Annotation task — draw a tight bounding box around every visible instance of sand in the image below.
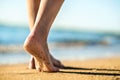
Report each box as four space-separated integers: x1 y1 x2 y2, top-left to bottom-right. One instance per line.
0 57 120 80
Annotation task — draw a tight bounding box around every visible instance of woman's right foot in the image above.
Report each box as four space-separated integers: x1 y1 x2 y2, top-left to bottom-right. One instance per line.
50 55 64 68
24 34 59 72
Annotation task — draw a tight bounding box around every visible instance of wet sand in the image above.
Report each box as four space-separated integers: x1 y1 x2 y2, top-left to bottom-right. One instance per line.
0 57 120 80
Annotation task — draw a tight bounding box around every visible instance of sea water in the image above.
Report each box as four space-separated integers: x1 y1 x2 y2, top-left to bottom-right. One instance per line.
0 25 120 64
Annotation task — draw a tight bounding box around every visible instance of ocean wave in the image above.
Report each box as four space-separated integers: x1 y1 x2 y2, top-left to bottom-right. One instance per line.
0 26 120 45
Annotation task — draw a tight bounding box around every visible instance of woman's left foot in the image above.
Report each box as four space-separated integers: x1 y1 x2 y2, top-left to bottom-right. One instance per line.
28 57 36 69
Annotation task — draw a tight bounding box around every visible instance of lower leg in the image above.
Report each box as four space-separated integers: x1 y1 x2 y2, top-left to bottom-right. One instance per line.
27 0 40 69
24 0 64 72
27 0 64 69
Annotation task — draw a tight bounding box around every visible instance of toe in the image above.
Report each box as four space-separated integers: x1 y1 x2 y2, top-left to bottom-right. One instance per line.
54 60 64 68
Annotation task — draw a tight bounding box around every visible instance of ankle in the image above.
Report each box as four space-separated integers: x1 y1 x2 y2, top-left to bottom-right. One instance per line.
23 34 47 52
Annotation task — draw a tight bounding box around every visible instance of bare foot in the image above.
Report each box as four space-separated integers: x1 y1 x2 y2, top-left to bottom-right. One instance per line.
46 43 64 68
28 56 36 69
28 55 64 69
24 34 59 72
28 42 64 69
50 55 64 68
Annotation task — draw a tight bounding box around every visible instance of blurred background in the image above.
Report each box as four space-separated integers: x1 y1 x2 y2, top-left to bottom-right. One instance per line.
0 0 120 64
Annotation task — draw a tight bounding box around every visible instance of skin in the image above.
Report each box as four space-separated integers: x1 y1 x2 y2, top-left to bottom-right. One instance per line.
26 0 64 69
24 0 64 72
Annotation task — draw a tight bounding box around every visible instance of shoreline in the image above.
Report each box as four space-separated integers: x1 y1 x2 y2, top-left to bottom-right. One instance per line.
0 57 120 80
0 44 120 65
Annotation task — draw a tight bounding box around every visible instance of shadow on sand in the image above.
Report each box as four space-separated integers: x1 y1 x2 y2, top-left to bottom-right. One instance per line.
59 66 120 76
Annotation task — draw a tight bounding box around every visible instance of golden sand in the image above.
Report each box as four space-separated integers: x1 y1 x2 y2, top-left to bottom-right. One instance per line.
0 57 120 80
